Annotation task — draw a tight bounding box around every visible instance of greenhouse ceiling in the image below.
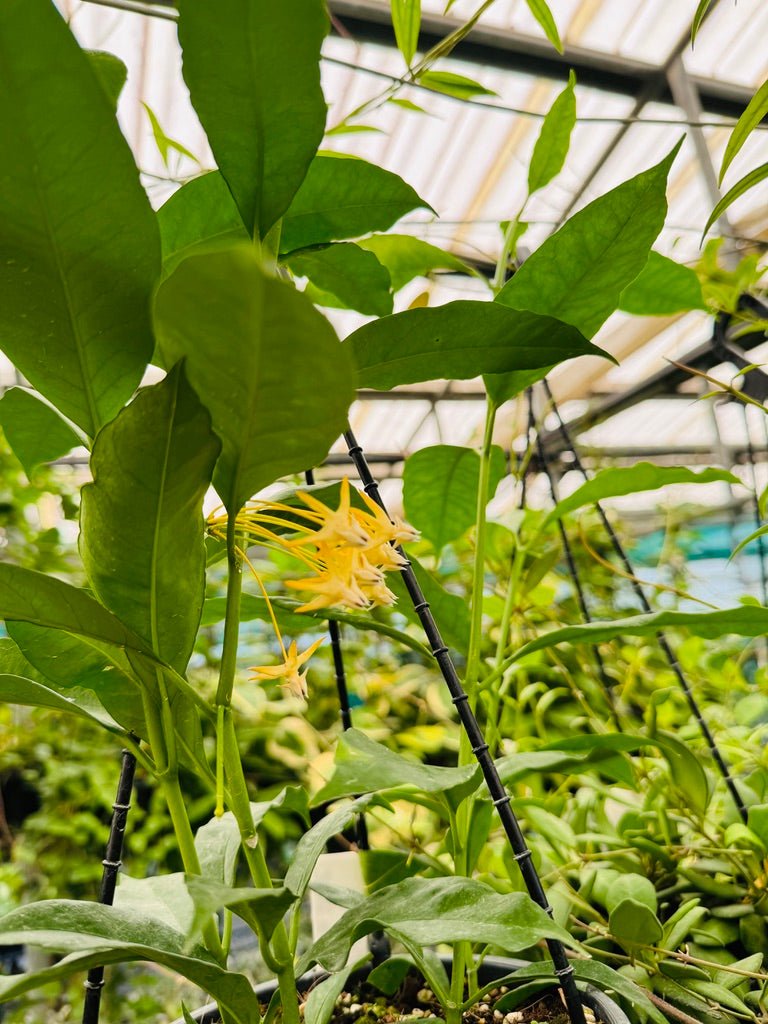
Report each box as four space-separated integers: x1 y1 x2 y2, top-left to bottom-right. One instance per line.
36 0 768 477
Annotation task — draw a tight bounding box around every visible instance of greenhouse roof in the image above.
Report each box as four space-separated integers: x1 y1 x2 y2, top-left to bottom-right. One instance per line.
36 0 768 483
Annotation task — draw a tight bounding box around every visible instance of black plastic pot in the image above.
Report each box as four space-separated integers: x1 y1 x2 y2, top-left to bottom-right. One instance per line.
174 954 630 1024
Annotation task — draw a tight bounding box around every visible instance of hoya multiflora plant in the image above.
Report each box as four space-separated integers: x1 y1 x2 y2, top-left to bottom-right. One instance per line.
0 2 765 1024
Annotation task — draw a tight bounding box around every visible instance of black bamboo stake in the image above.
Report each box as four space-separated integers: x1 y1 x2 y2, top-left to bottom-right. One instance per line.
527 391 620 727
343 429 587 1024
82 748 137 1024
740 404 768 610
541 379 748 824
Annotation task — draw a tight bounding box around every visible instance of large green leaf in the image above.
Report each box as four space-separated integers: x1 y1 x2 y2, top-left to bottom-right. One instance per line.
403 444 505 552
528 72 575 195
0 673 121 731
0 388 81 477
545 463 739 525
80 365 219 672
302 876 578 973
286 242 393 316
618 251 706 315
157 172 248 278
6 622 146 739
280 155 431 254
0 0 159 437
0 562 154 657
177 0 327 239
314 729 480 808
357 234 470 291
512 605 768 661
387 555 471 654
497 144 680 337
153 245 356 513
0 901 260 1024
348 302 605 390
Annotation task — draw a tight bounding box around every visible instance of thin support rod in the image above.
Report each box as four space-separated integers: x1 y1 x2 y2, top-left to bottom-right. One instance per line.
527 392 620 726
542 380 748 824
82 749 137 1024
740 405 768 610
343 429 586 1024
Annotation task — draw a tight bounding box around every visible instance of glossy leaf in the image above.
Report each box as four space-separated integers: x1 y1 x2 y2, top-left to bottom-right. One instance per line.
417 70 496 99
497 144 680 337
720 78 768 184
177 0 327 238
512 605 768 661
0 562 154 657
387 554 471 654
286 242 393 316
357 234 470 291
348 302 606 390
80 365 219 672
285 796 373 901
0 0 159 437
610 898 663 946
496 748 633 788
302 876 578 973
280 155 430 253
157 172 249 278
85 50 127 108
314 729 480 808
403 444 505 552
391 0 420 65
605 874 657 915
5 622 146 738
0 673 121 731
153 245 356 513
0 901 260 1024
0 388 80 477
703 161 768 238
525 0 562 52
545 463 739 525
618 251 706 315
528 72 576 195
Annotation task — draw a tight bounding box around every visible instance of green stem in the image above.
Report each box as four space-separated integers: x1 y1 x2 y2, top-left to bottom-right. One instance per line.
216 513 243 708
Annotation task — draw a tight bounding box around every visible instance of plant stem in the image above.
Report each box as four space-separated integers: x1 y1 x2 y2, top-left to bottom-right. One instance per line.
216 513 243 707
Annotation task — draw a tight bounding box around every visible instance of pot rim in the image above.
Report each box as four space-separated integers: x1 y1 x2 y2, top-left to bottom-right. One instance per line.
173 953 631 1024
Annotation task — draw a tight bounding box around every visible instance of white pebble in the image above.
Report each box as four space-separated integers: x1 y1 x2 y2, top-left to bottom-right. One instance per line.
349 1005 362 1015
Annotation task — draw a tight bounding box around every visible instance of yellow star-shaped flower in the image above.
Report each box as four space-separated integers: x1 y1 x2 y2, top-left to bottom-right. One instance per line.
249 636 325 700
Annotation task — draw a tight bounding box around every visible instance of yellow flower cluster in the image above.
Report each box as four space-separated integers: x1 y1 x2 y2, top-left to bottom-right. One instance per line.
207 479 418 700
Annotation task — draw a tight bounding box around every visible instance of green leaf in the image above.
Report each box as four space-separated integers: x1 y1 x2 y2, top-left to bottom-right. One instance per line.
525 0 562 52
85 50 128 108
280 155 431 254
483 366 556 407
286 242 393 316
0 562 154 657
731 521 768 558
403 444 505 552
0 0 160 437
720 78 768 184
153 244 356 513
0 901 260 1024
314 729 480 808
494 960 666 1024
545 463 739 525
618 250 706 315
157 172 249 279
528 72 576 195
704 161 768 238
0 388 81 477
4 623 146 738
80 365 220 672
498 143 681 337
391 0 420 65
612 897 663 947
511 605 768 661
496 748 633 787
177 0 327 238
605 875 657 915
651 730 710 815
747 804 768 847
417 70 496 99
387 554 471 654
302 876 579 974
0 673 122 730
357 234 470 291
305 958 369 1024
285 796 374 901
348 302 606 390
142 102 198 169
